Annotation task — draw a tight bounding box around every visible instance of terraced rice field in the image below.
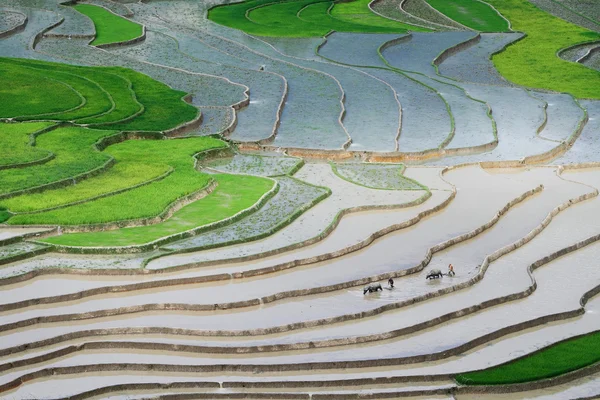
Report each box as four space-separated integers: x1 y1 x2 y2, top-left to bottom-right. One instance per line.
73 3 142 46
1 0 600 398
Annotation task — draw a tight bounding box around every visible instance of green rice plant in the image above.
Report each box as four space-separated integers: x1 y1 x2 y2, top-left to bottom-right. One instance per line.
455 330 600 385
1 58 132 124
0 122 56 167
0 67 83 118
425 0 510 32
73 72 143 125
1 162 170 213
249 0 329 37
106 68 198 132
74 4 143 46
0 126 115 196
206 154 303 176
0 57 197 131
209 0 426 37
331 163 426 190
370 0 442 29
0 208 9 223
330 0 429 31
485 0 600 99
41 173 275 247
11 137 228 226
300 1 405 33
209 0 280 36
1 62 114 122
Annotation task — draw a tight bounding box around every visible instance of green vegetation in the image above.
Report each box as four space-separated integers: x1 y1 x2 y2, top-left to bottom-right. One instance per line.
0 122 56 167
8 137 226 226
455 330 600 385
299 1 410 33
41 173 274 247
206 154 304 177
209 0 428 37
15 66 114 122
485 0 600 99
1 163 170 213
331 0 425 29
0 208 9 223
0 126 115 196
0 68 83 118
425 0 510 32
74 4 143 46
332 163 426 190
106 67 197 132
0 57 198 131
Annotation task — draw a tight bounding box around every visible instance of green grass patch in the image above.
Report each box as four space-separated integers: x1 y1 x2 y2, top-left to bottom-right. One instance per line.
42 173 274 247
209 0 428 37
0 57 197 131
0 126 115 196
74 4 143 46
455 330 600 385
10 137 227 226
0 122 56 167
425 0 510 32
485 0 600 99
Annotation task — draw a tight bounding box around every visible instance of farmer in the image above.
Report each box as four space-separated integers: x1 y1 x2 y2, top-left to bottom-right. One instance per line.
448 264 455 277
388 278 394 288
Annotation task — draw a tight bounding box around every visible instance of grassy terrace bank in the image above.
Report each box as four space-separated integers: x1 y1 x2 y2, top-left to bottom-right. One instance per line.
73 4 143 46
425 0 510 32
485 0 600 99
456 330 600 384
208 0 429 37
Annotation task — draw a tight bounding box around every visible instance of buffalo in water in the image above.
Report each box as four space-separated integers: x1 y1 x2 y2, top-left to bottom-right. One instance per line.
426 269 444 279
363 283 383 295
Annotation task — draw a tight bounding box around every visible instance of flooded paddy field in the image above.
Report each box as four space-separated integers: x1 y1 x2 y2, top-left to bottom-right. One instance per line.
1 0 600 398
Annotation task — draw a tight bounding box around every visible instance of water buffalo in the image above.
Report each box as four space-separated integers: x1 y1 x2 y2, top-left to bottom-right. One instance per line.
363 283 383 294
426 269 444 279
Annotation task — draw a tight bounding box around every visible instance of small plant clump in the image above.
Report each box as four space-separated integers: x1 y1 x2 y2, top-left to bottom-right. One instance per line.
333 163 426 190
206 154 303 177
